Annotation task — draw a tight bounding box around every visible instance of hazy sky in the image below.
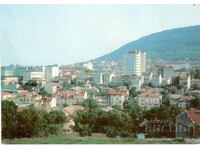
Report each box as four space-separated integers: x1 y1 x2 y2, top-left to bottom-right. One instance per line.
0 4 200 65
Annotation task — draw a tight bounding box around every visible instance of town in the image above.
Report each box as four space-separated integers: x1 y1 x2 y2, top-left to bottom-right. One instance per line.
1 50 200 141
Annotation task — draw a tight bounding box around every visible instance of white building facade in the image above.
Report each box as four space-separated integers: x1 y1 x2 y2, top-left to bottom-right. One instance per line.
123 50 146 76
44 65 59 81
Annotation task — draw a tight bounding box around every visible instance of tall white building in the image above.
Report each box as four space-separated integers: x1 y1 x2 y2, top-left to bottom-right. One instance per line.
44 65 59 81
123 50 146 76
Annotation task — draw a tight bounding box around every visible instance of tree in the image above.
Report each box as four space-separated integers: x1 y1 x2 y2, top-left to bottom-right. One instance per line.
192 83 200 90
45 110 67 124
162 95 171 106
2 101 18 139
2 101 68 139
108 82 122 89
81 98 100 109
168 86 177 94
63 81 71 89
191 69 200 79
39 87 49 96
172 76 180 87
129 87 138 98
16 107 47 138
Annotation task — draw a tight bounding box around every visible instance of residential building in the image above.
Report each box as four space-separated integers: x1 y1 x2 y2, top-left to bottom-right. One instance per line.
83 62 93 70
142 72 153 85
169 94 182 106
108 87 129 108
191 79 200 88
136 88 163 109
169 94 194 109
179 75 191 90
56 89 87 106
1 92 15 100
1 66 14 76
177 96 194 109
44 65 59 81
34 96 57 110
1 83 20 93
23 71 44 81
150 74 162 87
44 82 57 95
1 76 20 84
152 64 174 78
96 96 109 106
123 50 146 76
176 109 200 138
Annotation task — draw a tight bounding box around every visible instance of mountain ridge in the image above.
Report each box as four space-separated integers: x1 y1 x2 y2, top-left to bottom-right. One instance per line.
93 25 200 62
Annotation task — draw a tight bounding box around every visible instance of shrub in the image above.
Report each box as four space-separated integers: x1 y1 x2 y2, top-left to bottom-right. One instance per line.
105 127 119 138
119 130 131 137
77 123 92 136
45 110 67 124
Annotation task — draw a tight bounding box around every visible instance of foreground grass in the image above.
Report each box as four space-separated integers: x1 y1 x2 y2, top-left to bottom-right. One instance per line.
2 133 199 144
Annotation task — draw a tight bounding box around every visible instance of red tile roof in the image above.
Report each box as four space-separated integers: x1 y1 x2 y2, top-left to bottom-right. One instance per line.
1 92 13 96
138 89 162 98
186 109 200 126
108 88 129 96
109 88 121 95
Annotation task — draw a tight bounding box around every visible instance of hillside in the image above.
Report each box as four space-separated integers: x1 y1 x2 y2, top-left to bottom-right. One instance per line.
93 25 200 62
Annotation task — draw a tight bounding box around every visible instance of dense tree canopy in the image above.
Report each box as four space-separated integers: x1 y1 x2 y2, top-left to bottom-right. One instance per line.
2 101 67 139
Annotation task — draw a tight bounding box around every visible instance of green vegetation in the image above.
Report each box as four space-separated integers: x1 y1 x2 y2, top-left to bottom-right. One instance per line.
84 69 93 73
191 69 200 79
23 80 38 91
72 98 182 138
2 134 190 144
2 101 67 139
129 87 138 98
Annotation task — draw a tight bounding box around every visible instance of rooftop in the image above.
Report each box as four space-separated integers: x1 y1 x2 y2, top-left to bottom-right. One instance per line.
138 88 162 98
186 109 200 126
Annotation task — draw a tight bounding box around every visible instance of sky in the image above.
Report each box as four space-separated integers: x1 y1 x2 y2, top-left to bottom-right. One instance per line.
0 4 200 66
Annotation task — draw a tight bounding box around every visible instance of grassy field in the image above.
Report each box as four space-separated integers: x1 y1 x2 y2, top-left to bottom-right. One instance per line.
2 133 199 144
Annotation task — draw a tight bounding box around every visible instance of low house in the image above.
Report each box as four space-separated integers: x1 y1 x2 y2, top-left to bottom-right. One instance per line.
176 108 200 138
96 96 109 106
108 87 129 108
136 88 163 110
177 96 194 109
34 96 57 110
169 94 194 109
56 89 87 106
15 90 40 105
191 79 200 88
191 90 200 96
1 92 15 100
111 75 131 85
1 76 20 84
169 94 182 106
